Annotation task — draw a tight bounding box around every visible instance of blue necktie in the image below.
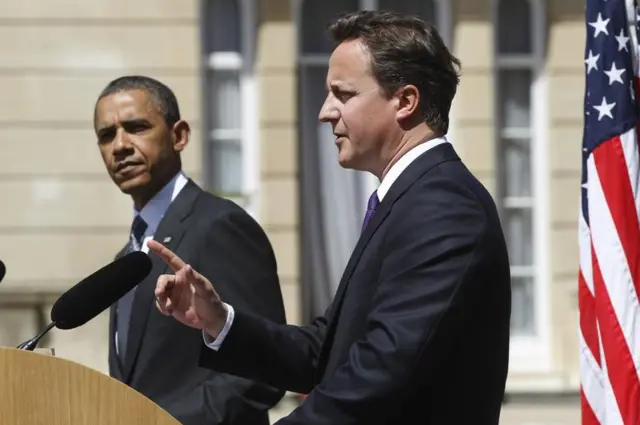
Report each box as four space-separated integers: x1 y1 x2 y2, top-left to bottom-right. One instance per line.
362 190 379 232
116 215 147 363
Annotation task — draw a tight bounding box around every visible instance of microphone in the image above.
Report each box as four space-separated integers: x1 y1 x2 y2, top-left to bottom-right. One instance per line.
0 259 5 284
16 251 152 351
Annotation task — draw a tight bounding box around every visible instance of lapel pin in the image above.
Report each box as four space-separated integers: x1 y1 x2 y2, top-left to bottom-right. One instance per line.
163 237 172 244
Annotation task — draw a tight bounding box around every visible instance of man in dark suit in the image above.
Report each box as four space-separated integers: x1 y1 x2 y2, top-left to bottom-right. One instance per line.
94 75 286 424
150 11 512 425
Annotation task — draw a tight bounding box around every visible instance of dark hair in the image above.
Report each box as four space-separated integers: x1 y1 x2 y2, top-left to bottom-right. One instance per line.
94 75 181 128
328 10 461 135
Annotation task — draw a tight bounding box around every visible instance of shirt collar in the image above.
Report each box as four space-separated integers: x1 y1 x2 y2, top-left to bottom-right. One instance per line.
134 171 189 234
377 136 449 201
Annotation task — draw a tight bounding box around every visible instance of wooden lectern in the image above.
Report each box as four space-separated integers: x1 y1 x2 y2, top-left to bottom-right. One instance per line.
0 347 180 424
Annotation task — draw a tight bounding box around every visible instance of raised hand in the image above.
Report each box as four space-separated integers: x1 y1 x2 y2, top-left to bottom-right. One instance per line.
147 239 228 338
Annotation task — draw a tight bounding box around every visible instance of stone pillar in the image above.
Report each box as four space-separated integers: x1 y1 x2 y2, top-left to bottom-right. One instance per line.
257 0 301 324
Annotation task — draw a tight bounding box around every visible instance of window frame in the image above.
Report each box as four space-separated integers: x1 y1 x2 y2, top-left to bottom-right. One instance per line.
200 0 260 217
493 0 551 373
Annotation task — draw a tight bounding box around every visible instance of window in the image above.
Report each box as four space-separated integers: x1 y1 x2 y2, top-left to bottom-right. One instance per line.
296 0 452 322
202 0 258 215
494 0 550 370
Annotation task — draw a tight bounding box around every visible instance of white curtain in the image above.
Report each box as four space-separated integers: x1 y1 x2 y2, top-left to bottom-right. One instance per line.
299 66 371 322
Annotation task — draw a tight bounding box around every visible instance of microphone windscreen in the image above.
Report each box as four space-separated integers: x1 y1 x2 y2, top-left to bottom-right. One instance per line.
50 251 152 330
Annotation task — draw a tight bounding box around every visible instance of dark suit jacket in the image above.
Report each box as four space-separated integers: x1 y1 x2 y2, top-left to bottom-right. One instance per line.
108 179 287 425
198 143 512 424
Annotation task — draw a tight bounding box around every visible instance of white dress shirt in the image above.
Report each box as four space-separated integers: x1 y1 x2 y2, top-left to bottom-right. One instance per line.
204 137 450 350
114 171 188 354
135 171 189 253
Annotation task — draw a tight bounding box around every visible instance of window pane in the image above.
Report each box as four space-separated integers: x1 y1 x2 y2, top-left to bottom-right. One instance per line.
208 70 241 129
301 0 358 54
511 275 535 336
503 207 533 266
204 0 241 53
497 0 531 54
206 140 242 195
499 70 531 129
378 0 436 27
501 137 531 197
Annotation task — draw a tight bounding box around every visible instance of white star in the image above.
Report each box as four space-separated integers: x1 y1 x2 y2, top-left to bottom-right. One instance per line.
616 29 630 51
631 80 636 100
604 62 625 85
585 50 600 73
589 13 610 38
593 97 616 120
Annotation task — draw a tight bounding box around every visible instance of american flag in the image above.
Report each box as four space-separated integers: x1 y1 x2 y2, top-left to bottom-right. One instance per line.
579 0 640 424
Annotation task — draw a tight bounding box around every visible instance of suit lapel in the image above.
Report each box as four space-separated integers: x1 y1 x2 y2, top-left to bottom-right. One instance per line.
122 180 202 382
315 143 460 379
335 144 459 311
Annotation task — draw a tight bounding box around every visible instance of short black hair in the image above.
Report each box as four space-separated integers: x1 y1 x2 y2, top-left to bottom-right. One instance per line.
94 75 181 128
328 10 461 135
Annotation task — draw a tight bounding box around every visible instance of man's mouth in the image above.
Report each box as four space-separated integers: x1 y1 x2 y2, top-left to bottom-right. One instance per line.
115 161 143 173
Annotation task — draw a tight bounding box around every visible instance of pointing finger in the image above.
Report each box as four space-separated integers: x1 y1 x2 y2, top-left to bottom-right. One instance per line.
148 239 186 272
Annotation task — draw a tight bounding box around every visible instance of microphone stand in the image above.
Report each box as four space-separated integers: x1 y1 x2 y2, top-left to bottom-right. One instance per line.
16 321 56 351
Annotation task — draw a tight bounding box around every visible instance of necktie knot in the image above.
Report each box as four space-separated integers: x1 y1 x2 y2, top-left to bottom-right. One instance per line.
131 215 147 244
367 190 380 211
362 190 379 232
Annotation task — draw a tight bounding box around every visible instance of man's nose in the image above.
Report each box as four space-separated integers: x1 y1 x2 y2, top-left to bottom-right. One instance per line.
113 129 133 152
318 93 339 122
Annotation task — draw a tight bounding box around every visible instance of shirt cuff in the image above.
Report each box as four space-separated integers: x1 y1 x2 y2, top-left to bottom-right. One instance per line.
202 303 235 351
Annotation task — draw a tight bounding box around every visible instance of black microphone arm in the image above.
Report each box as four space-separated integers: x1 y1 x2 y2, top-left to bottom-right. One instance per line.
15 251 152 351
16 321 56 351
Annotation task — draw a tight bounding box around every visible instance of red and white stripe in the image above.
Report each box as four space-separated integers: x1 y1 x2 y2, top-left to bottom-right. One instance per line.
579 4 640 423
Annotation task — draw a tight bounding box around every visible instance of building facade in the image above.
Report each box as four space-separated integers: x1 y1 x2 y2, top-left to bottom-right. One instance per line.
0 0 583 422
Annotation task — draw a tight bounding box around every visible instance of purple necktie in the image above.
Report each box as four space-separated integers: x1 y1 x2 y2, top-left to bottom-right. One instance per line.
362 190 380 231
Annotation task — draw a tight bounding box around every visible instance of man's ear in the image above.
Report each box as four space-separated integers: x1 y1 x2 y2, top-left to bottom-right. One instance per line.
395 85 420 121
172 120 190 152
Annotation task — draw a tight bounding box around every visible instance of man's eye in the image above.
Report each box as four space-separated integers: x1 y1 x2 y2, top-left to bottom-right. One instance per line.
97 131 114 143
127 124 148 133
336 91 354 102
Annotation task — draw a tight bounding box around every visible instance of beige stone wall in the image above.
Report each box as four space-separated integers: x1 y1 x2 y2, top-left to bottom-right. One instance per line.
257 0 301 325
451 0 497 197
0 0 201 373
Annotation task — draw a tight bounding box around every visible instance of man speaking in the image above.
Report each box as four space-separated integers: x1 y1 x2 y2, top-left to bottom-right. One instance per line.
150 11 512 425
